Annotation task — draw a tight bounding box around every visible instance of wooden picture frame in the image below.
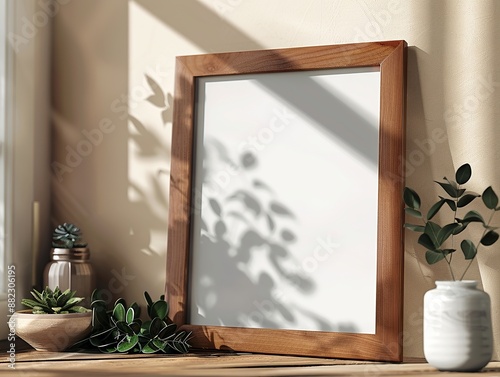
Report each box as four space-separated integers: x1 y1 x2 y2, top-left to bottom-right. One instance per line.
166 40 406 361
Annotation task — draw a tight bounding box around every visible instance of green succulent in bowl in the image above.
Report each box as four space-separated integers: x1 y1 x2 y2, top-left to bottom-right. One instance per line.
21 286 90 314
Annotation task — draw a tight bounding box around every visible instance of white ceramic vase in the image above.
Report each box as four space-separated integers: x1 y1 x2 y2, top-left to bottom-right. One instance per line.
423 280 493 372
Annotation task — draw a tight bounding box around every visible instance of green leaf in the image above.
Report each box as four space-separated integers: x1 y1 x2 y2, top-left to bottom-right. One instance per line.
149 317 163 337
158 323 177 340
21 298 44 309
92 334 115 348
116 321 135 336
117 334 139 352
404 223 425 232
168 332 191 354
93 304 110 329
403 187 421 210
150 301 169 321
91 288 103 303
425 250 446 264
481 231 499 246
440 197 457 211
455 163 472 184
144 291 153 316
89 334 115 347
425 221 442 247
114 298 126 308
61 297 84 310
437 223 461 245
141 320 151 335
91 299 107 309
418 233 436 250
435 180 459 198
427 199 445 220
405 208 422 218
453 223 467 235
457 194 479 208
152 338 166 350
30 288 44 303
47 296 57 308
461 239 477 260
113 303 126 322
440 177 466 197
482 186 498 210
459 210 485 224
55 289 70 306
142 340 159 354
126 307 135 324
129 321 142 334
89 328 116 347
131 302 141 319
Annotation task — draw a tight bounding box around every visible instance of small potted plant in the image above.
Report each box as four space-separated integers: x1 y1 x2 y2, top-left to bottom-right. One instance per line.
44 223 95 306
10 286 92 351
404 163 498 372
72 290 191 354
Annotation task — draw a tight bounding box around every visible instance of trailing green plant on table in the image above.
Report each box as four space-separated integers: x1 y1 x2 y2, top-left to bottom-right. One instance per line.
52 222 88 248
404 163 500 280
73 290 191 354
21 286 90 314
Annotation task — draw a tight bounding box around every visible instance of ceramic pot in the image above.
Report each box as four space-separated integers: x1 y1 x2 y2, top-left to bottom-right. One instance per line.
9 310 92 351
424 280 493 371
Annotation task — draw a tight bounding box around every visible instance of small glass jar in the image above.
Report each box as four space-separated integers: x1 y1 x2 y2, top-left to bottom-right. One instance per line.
43 248 96 307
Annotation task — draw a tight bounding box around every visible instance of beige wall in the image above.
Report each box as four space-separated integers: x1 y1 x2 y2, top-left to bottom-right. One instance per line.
50 0 500 359
0 0 52 339
5 0 52 317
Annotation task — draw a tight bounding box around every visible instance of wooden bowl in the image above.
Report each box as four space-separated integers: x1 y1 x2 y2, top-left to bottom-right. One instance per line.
10 310 92 351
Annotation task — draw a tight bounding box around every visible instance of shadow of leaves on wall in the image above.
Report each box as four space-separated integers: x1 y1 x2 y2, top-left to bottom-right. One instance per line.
129 115 166 157
116 76 173 269
145 74 172 125
191 141 344 332
138 73 359 333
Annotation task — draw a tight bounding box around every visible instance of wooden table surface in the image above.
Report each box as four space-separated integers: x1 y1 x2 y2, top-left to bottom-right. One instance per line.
2 341 500 376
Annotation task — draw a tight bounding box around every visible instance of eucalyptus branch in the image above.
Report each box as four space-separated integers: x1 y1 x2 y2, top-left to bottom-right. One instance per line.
446 250 456 281
449 187 460 267
459 209 497 281
403 163 499 281
422 216 455 279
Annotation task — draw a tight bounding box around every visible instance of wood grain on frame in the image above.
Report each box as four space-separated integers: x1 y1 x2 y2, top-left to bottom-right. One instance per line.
166 41 406 361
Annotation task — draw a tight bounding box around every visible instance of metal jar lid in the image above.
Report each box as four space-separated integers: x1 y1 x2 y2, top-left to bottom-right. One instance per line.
50 247 90 262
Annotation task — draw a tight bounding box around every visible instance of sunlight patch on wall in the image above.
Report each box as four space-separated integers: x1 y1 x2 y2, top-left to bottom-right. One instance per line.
127 1 178 258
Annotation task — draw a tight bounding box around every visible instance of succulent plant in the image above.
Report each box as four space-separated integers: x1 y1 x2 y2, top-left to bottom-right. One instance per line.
52 222 88 248
21 286 90 314
73 290 191 354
